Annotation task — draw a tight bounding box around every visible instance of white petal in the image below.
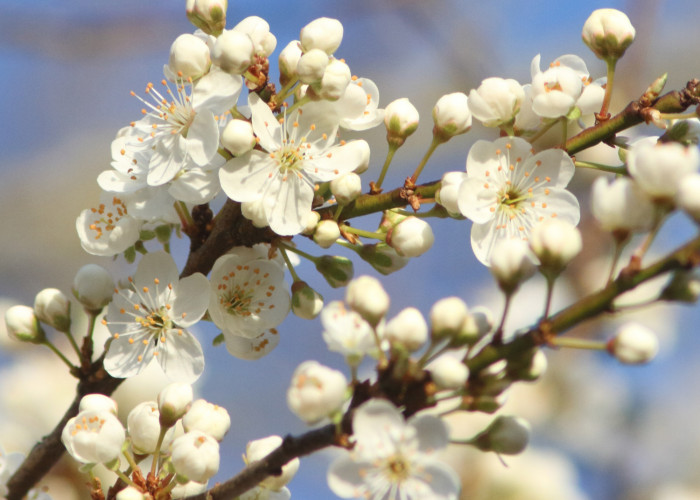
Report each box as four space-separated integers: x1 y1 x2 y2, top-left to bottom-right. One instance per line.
147 136 187 186
172 273 210 327
158 328 205 383
185 109 219 165
169 168 221 204
352 399 404 452
220 151 275 203
531 189 581 225
104 331 155 379
519 148 575 189
97 169 144 193
264 175 314 235
410 414 450 452
470 221 499 266
327 456 370 498
135 251 180 295
409 458 461 500
249 93 282 152
223 328 281 360
457 178 498 224
305 140 369 182
192 67 243 111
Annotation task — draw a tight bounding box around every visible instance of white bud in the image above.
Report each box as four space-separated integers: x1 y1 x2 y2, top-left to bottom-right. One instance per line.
171 431 220 483
384 98 419 144
313 220 341 249
241 199 270 229
457 306 494 346
300 17 344 55
358 243 410 276
301 210 321 235
591 176 654 234
182 399 231 442
212 30 254 75
427 354 469 390
168 34 211 81
384 307 428 352
4 305 44 344
62 410 126 464
233 16 276 56
319 58 351 100
73 263 114 311
291 281 324 320
432 92 472 141
582 8 635 61
157 383 193 428
468 77 525 127
608 323 659 364
116 486 146 500
278 40 303 81
387 216 434 258
436 171 468 217
330 173 362 205
489 239 536 294
676 173 700 222
245 435 300 490
34 288 71 332
473 415 531 455
221 119 255 156
353 139 371 174
529 219 582 275
287 361 347 424
79 394 118 415
296 48 329 84
345 275 389 326
128 401 174 454
186 0 227 36
430 297 469 340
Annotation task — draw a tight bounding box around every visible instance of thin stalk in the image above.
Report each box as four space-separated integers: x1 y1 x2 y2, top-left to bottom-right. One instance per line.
114 470 139 490
549 336 607 351
492 293 513 345
277 240 318 263
606 236 628 286
542 273 557 319
174 201 194 231
599 58 617 119
375 143 399 190
42 339 76 371
150 426 169 476
63 328 82 360
340 225 387 242
275 76 300 104
279 246 302 282
574 160 628 175
525 118 560 144
285 95 311 116
410 136 441 185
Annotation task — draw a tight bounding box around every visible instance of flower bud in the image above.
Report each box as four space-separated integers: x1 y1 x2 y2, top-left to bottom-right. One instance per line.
427 354 469 390
245 435 300 490
212 30 254 75
62 410 126 464
387 216 434 258
221 119 255 156
607 323 659 364
296 48 329 84
591 176 654 235
168 33 211 81
453 306 494 346
4 305 45 344
233 16 276 56
430 297 469 340
582 8 635 61
468 77 525 127
186 0 227 36
128 401 174 454
659 270 700 303
34 288 71 332
301 210 321 235
315 255 354 288
357 243 410 275
676 173 700 223
241 199 269 228
462 393 508 413
330 173 362 205
318 58 351 100
353 139 371 174
313 220 341 249
182 399 231 442
508 348 548 382
436 171 468 217
278 40 302 84
116 486 146 500
300 17 343 55
73 264 114 311
291 281 324 320
157 383 193 428
80 394 118 415
171 431 220 483
287 361 347 424
472 415 531 455
384 98 419 146
529 219 582 276
432 92 471 142
345 275 389 327
385 307 428 352
489 239 536 295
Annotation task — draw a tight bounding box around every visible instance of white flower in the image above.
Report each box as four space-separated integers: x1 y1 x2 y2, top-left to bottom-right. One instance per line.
384 97 419 143
79 394 118 415
61 409 126 464
430 297 469 339
34 288 70 332
457 136 580 265
432 92 472 140
627 138 700 201
331 172 362 205
322 301 378 366
318 58 352 100
221 118 256 156
384 307 428 352
103 251 210 383
287 360 348 424
208 252 290 359
126 67 242 187
590 176 654 234
76 193 142 257
327 399 460 500
4 305 44 344
468 77 525 127
244 435 300 491
490 238 537 293
313 220 341 249
116 486 146 500
677 173 700 222
182 399 231 441
212 29 254 75
219 93 369 235
233 16 277 57
582 8 635 60
296 49 330 84
345 275 390 327
171 430 220 483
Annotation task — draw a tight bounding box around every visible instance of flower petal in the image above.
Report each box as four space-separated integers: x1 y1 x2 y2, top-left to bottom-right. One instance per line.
264 175 314 235
223 328 281 360
185 109 219 165
158 328 205 383
220 151 275 203
103 331 155 379
172 273 210 327
249 93 282 153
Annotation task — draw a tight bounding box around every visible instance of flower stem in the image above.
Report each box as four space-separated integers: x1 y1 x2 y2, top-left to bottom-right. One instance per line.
492 293 512 345
174 201 194 232
275 76 300 104
574 160 628 175
340 224 387 242
410 136 440 185
526 118 559 144
599 58 617 119
375 143 399 190
549 336 607 351
150 426 169 476
285 95 311 116
42 339 76 371
542 273 557 319
277 240 318 264
279 246 302 282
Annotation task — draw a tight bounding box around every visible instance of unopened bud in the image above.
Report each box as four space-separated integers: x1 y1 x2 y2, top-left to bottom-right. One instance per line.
168 33 211 81
73 264 114 311
529 219 582 276
430 297 469 340
318 58 351 100
300 17 344 55
313 220 341 249
287 361 347 424
279 40 303 84
34 288 71 332
432 92 472 142
345 275 389 327
436 171 468 217
212 30 254 75
291 281 324 320
607 323 659 364
233 16 276 57
315 255 354 288
385 307 428 352
246 435 300 490
4 305 45 344
427 354 469 390
116 487 146 500
330 172 362 205
582 8 635 61
183 399 231 442
186 0 227 36
296 48 329 84
490 239 536 295
221 119 256 156
472 415 531 455
357 243 410 275
384 98 419 146
158 383 193 428
386 216 434 258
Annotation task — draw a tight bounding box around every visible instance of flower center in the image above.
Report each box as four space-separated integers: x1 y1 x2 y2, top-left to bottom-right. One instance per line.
220 285 254 317
129 77 197 139
384 454 411 482
88 197 129 240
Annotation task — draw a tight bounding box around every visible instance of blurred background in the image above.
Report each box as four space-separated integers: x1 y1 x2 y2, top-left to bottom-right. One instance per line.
2 0 700 498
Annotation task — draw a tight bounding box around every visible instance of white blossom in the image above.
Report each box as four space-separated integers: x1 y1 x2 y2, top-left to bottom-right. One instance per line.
346 275 390 327
529 218 582 274
212 29 254 75
387 216 435 258
171 430 220 483
182 399 231 441
608 323 659 364
426 353 469 390
287 361 347 424
384 307 428 352
76 193 141 257
327 399 459 500
590 176 654 234
321 301 378 366
436 171 468 217
432 92 472 140
468 77 525 127
457 136 580 265
79 394 118 415
490 238 537 294
221 118 256 156
33 288 70 332
384 98 419 143
4 305 44 344
127 401 175 454
168 33 211 81
313 220 341 249
245 435 300 491
233 16 276 57
103 252 210 383
61 409 126 464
